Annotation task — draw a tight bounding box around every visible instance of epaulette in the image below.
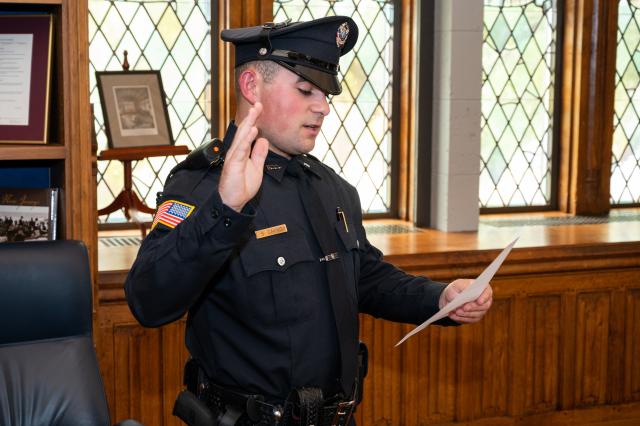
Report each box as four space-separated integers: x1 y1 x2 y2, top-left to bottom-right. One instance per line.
165 139 226 184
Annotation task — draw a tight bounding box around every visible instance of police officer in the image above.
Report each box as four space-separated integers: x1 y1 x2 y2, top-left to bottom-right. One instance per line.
125 16 493 426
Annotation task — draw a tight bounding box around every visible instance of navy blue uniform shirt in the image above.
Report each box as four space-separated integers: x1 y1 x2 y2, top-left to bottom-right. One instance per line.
125 122 454 401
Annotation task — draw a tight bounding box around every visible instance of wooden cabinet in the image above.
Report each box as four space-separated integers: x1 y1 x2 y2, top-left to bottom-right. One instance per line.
97 237 640 426
0 0 95 267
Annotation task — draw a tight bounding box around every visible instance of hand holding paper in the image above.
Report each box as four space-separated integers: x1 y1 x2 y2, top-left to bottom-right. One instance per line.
395 237 519 347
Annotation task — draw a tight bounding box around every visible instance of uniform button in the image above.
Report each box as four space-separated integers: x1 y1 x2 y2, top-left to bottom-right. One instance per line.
224 217 231 227
277 256 286 266
212 209 220 219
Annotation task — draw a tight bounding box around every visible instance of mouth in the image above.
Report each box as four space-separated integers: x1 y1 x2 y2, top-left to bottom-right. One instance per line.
303 124 322 134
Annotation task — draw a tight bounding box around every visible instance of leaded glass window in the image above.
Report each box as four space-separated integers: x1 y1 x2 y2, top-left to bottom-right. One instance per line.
612 0 640 205
273 0 395 214
89 0 212 223
480 0 559 209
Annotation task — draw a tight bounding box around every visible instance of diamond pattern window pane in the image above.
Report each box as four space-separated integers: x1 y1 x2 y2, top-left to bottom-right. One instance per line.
612 0 640 205
89 0 211 223
274 0 395 214
481 0 558 208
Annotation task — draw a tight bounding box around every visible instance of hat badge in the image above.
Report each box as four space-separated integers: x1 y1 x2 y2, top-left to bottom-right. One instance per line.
336 22 349 49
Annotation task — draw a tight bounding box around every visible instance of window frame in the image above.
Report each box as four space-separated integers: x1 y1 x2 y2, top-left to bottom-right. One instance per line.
219 0 406 219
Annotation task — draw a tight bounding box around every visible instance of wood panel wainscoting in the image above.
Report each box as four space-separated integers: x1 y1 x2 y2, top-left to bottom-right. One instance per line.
96 216 640 425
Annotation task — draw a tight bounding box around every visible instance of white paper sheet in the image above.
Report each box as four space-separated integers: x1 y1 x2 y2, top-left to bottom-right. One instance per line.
0 34 33 126
395 237 519 347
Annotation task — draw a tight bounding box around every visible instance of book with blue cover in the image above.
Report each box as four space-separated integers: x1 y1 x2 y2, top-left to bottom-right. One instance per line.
0 167 51 188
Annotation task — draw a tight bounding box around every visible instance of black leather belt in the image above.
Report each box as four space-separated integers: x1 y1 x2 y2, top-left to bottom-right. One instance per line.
200 382 356 426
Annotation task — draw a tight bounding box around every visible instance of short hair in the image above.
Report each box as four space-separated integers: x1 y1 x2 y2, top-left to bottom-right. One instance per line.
234 60 281 94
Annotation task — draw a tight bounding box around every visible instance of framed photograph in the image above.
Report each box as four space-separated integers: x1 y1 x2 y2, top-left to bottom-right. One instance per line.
0 187 58 243
0 15 53 144
96 70 174 149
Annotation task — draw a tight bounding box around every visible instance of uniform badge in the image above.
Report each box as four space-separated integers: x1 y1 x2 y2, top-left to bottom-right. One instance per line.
336 22 349 49
152 200 195 230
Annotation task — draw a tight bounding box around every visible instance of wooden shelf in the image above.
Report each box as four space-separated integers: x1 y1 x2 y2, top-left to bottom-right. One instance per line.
98 145 190 161
0 144 65 161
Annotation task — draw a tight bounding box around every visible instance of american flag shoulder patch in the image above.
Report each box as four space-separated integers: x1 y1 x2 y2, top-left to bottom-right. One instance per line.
152 200 195 230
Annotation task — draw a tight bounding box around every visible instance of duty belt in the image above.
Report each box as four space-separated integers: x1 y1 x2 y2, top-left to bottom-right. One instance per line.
199 381 356 426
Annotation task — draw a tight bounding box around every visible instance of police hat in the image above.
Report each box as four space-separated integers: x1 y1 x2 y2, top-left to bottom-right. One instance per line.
221 16 358 95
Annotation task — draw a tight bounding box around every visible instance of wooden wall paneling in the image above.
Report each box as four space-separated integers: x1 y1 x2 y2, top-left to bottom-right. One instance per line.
625 289 640 401
113 323 163 423
401 323 420 426
97 242 640 425
161 322 189 426
426 326 457 423
479 299 511 418
523 295 560 414
456 322 480 421
388 320 403 423
574 292 611 407
354 317 374 425
608 287 626 404
509 294 527 417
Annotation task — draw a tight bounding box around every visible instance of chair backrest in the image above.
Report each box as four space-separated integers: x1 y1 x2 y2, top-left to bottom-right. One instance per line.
0 240 111 426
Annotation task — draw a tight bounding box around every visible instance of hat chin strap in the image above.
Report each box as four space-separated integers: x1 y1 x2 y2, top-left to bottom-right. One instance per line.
270 49 340 73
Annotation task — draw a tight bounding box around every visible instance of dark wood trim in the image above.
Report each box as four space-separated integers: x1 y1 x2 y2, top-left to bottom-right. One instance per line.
413 0 434 227
389 0 403 219
549 0 565 211
210 1 220 138
559 0 618 215
397 0 416 221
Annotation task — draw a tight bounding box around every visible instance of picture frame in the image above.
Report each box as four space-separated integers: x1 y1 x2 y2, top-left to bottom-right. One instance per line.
0 14 53 144
96 70 174 149
0 187 58 243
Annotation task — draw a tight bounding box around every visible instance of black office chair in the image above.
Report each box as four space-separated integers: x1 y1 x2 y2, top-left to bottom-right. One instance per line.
0 240 143 426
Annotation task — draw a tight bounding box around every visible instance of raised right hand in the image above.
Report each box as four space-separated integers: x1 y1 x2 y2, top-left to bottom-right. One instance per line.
218 102 269 212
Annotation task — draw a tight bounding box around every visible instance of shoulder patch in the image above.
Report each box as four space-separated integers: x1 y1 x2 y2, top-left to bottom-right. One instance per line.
152 200 196 230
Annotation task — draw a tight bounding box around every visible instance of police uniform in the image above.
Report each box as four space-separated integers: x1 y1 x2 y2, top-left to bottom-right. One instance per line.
125 16 456 426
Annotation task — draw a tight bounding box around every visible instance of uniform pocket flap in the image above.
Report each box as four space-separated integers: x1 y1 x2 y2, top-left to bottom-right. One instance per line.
240 232 314 276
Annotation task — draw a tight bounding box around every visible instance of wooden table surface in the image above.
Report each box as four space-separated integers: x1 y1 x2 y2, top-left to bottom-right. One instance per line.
98 209 640 273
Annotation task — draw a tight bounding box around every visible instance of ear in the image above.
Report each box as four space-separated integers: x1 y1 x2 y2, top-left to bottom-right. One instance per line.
237 68 259 104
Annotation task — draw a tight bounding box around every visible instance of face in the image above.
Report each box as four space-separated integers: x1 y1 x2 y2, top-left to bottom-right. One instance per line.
255 66 330 158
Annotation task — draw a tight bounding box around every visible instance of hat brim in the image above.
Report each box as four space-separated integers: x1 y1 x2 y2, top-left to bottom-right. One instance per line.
276 61 342 96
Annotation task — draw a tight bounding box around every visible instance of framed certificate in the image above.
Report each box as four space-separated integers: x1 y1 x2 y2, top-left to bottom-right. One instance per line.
96 70 174 149
0 15 53 144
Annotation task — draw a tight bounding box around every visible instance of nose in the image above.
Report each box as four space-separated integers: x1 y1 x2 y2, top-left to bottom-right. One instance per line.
312 94 330 117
